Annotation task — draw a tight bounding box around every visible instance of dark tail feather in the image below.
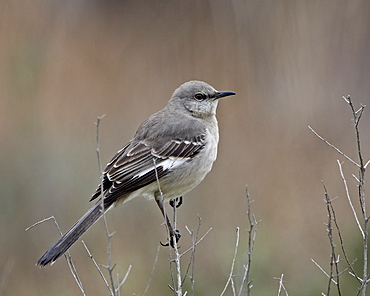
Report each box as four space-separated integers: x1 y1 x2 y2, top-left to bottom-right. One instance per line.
37 200 113 267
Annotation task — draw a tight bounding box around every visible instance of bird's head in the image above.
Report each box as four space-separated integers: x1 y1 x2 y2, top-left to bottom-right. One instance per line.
169 81 236 118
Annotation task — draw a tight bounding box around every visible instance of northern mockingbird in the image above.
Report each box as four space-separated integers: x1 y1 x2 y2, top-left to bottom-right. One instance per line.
37 80 236 266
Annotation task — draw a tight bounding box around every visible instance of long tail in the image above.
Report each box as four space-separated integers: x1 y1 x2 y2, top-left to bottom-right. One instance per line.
37 199 113 267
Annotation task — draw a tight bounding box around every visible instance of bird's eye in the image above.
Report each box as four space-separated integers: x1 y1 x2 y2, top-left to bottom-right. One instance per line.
194 93 206 101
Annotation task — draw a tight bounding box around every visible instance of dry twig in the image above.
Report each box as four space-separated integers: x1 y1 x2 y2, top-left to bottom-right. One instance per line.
220 227 240 296
95 115 132 296
82 240 113 295
239 185 260 296
26 216 86 295
143 245 161 296
274 274 289 296
96 115 118 295
310 96 369 295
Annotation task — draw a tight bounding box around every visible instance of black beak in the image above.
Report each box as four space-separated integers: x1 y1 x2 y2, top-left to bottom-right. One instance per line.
215 91 236 99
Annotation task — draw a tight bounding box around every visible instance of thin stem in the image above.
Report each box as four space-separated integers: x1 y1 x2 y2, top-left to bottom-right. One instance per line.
171 202 183 296
183 217 202 295
220 227 240 296
308 126 360 168
143 245 161 296
274 274 289 296
27 216 86 295
115 265 132 295
322 182 342 295
239 185 259 296
82 241 113 295
337 160 364 239
96 115 116 296
345 97 368 296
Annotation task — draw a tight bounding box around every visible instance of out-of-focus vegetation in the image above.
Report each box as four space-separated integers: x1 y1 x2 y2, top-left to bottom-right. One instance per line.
1 1 370 295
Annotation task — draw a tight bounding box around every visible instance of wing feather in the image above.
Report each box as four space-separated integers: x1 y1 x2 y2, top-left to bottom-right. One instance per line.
90 134 206 203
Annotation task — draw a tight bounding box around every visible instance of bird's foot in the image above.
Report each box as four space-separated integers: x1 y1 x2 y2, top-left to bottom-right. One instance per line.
160 229 181 248
169 196 183 208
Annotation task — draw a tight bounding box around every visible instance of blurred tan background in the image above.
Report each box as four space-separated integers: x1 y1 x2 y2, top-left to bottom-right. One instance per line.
1 0 370 295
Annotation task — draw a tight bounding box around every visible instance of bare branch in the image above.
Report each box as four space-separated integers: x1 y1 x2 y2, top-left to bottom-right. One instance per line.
311 259 337 285
316 97 369 294
115 265 132 295
95 114 106 176
65 253 86 295
27 216 86 295
308 126 360 167
82 240 114 295
347 98 369 296
238 185 260 296
95 115 118 295
182 217 202 294
238 265 251 296
171 209 183 296
342 95 350 104
322 182 342 295
220 227 240 296
274 274 289 296
321 181 362 282
337 160 364 239
143 245 161 296
180 227 212 258
26 216 62 233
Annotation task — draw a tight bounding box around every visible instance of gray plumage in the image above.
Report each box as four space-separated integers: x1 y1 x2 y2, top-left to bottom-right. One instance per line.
37 80 235 266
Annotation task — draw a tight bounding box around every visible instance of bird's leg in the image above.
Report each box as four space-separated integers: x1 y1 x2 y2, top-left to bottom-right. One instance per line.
170 197 182 247
155 196 181 248
169 196 183 208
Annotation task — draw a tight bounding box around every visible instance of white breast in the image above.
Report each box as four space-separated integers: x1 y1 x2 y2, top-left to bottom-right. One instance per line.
157 119 220 200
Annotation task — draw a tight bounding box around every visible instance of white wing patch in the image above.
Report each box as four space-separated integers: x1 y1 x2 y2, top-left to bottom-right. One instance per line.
135 157 189 178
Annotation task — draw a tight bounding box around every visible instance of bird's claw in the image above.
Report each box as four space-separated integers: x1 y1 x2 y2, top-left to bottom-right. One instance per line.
169 196 183 208
160 229 182 248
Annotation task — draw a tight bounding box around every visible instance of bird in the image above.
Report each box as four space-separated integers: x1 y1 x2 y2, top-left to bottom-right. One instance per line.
36 80 236 266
